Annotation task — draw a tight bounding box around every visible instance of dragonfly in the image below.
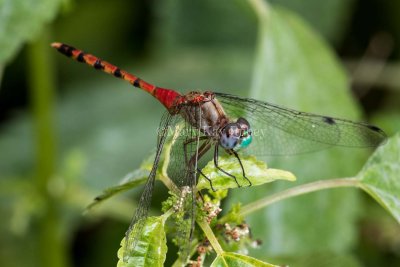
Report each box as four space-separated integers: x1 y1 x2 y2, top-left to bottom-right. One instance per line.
52 42 387 262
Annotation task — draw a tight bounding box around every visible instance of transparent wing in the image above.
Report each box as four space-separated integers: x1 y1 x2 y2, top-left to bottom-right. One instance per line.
167 106 209 263
123 112 177 261
215 92 387 156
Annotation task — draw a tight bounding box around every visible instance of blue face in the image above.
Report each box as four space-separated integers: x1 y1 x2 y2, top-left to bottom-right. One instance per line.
219 118 252 151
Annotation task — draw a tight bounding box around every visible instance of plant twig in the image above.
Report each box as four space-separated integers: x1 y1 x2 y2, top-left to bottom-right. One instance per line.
197 219 224 256
239 178 360 217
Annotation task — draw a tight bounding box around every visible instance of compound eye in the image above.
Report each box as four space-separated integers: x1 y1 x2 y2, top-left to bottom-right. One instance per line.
236 117 252 149
219 119 253 151
219 123 241 149
237 117 250 129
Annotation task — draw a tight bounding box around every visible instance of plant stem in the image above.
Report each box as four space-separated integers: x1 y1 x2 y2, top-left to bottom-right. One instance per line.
197 219 224 256
239 178 360 217
159 174 179 194
28 31 68 267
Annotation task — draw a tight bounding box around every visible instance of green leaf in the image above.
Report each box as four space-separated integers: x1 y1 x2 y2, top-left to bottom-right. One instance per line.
270 252 362 267
117 216 168 267
357 132 400 223
198 155 295 190
86 151 155 210
211 252 279 267
86 168 150 210
228 4 367 255
0 0 63 65
269 0 355 43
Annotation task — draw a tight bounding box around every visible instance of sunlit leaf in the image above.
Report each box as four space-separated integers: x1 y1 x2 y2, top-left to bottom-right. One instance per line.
211 252 278 267
358 132 400 223
198 155 295 190
117 216 168 267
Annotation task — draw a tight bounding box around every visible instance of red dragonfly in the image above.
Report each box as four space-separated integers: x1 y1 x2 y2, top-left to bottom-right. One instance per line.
52 43 387 262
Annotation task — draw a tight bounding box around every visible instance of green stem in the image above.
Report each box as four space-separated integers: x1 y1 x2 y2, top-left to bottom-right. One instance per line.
159 174 180 194
197 219 224 256
239 177 360 217
28 32 68 267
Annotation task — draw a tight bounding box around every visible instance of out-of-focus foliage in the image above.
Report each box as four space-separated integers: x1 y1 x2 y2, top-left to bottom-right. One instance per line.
358 133 400 223
0 0 399 266
210 252 279 267
0 0 63 66
269 0 356 43
229 5 364 256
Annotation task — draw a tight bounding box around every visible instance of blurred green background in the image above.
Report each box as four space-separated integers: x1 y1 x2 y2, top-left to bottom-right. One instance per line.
0 0 399 266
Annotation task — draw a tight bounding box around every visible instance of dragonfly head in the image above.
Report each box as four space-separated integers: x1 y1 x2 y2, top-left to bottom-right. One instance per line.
219 118 252 151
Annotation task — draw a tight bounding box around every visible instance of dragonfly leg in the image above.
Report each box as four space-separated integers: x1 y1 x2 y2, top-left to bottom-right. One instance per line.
197 168 215 191
183 137 214 190
183 136 209 166
232 150 252 186
214 145 241 187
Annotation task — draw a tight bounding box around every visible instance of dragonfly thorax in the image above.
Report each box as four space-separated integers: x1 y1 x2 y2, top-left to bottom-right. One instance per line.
179 91 229 137
219 118 252 151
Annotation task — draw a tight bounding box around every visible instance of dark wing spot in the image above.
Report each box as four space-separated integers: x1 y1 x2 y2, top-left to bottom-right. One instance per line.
93 60 104 70
113 68 122 78
367 124 382 132
323 116 335 125
77 52 85 62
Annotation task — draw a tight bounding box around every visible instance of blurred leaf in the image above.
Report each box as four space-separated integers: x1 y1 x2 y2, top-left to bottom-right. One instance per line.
117 216 168 267
358 132 400 223
211 252 278 267
269 0 355 43
371 110 400 137
86 168 149 211
271 252 362 267
0 0 63 65
154 0 256 50
86 152 156 211
229 4 367 255
250 5 357 113
198 155 295 190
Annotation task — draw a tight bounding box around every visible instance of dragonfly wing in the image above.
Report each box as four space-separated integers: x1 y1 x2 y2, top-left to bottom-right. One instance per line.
123 112 175 261
216 92 387 156
167 107 210 263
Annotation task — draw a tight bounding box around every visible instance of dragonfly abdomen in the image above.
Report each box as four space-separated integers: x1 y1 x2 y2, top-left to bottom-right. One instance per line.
51 42 181 112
